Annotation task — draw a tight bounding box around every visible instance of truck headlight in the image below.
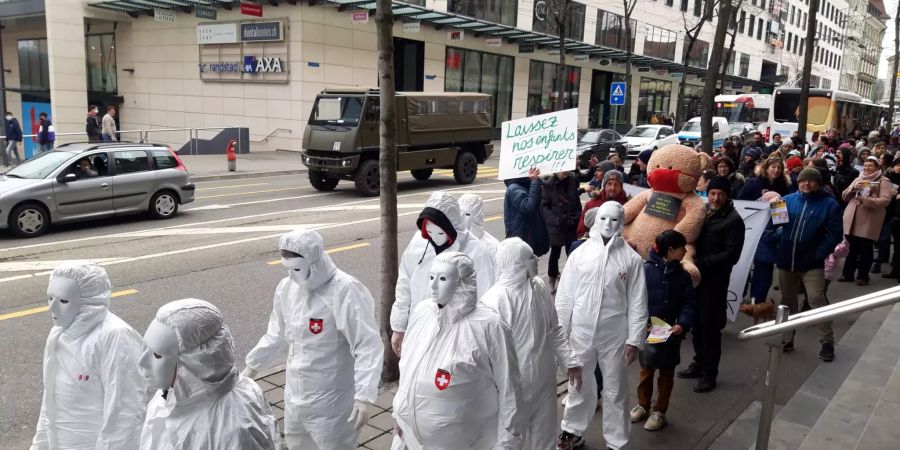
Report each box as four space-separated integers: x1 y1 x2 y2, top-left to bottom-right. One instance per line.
341 159 351 167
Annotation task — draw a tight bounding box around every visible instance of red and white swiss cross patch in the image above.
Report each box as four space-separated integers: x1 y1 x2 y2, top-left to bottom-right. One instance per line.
308 318 323 334
434 369 451 391
77 374 90 381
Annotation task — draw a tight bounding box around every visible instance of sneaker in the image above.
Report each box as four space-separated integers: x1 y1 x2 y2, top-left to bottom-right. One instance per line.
630 405 649 422
882 271 899 279
856 279 870 286
818 343 835 362
694 378 716 393
644 411 667 431
677 363 702 379
556 431 584 449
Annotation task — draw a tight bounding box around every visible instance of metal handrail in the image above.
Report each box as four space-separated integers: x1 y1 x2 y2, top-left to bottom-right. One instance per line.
257 127 292 143
143 127 194 154
192 127 243 155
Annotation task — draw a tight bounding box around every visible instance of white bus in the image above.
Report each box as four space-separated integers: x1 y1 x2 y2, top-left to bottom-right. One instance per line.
714 94 772 125
767 87 886 143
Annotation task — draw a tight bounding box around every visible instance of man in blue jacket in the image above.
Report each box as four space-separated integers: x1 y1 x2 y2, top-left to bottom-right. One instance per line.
504 167 549 256
3 111 23 166
775 168 842 362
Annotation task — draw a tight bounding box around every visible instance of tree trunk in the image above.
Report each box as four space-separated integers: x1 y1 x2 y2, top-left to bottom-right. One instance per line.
702 0 733 152
889 4 900 126
375 0 400 382
720 28 738 93
554 0 568 112
798 0 819 142
624 0 635 126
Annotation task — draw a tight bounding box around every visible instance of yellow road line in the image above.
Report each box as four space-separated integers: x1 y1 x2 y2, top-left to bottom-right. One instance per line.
197 182 268 191
485 215 502 222
267 242 371 265
198 186 305 200
0 289 139 322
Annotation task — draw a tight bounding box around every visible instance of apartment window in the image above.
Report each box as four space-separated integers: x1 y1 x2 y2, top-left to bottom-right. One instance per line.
666 0 673 6
738 10 746 33
449 0 517 26
683 38 709 68
786 32 792 51
760 0 766 9
527 61 580 116
790 5 795 23
681 0 688 12
533 1 586 41
596 9 636 51
739 53 750 77
749 15 755 36
724 50 735 75
800 38 805 55
693 0 701 16
637 79 673 124
643 25 677 61
445 47 514 128
757 18 764 40
803 12 807 30
18 39 49 91
86 33 117 94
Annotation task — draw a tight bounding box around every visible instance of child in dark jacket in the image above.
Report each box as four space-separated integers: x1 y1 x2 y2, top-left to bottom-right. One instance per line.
631 230 697 431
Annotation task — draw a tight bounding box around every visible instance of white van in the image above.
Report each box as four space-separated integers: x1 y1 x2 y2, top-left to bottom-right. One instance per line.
677 116 729 148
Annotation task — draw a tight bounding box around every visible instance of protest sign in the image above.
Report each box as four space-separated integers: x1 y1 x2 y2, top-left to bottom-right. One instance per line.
498 108 578 180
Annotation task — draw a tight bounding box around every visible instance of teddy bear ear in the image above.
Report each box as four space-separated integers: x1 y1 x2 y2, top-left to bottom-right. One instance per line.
697 152 711 169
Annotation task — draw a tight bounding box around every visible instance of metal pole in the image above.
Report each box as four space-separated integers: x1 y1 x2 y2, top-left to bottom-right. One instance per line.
755 304 790 450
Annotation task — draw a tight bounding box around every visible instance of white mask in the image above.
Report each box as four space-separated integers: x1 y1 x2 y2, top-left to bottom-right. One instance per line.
5 115 11 120
139 320 179 392
461 212 473 230
425 221 449 246
595 202 624 239
283 256 311 284
429 261 459 306
47 277 82 329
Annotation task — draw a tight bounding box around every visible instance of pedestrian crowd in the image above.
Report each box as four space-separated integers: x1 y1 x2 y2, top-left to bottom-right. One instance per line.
2 105 118 169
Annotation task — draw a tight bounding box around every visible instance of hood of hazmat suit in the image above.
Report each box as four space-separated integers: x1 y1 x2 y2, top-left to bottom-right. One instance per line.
244 229 382 449
139 299 279 450
31 261 146 450
459 194 500 256
393 252 524 450
391 192 495 332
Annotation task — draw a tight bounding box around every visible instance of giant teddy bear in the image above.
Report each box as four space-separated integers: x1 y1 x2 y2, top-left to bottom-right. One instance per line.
624 144 710 286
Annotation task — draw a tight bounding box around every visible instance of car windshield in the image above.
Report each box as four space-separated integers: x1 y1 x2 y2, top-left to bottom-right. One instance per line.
729 123 748 133
580 131 601 143
681 122 702 132
309 96 364 125
4 151 75 179
625 127 658 138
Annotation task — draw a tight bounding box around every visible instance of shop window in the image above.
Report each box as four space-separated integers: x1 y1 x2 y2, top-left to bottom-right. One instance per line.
86 34 117 94
595 10 635 52
643 25 676 61
18 39 49 91
533 1 586 41
637 79 673 124
449 0 517 27
444 47 514 128
683 38 709 68
527 61 580 116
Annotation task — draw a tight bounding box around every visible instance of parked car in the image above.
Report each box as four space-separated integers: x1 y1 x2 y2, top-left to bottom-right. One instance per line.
677 116 729 148
728 122 757 144
577 128 624 169
0 142 195 238
616 125 679 158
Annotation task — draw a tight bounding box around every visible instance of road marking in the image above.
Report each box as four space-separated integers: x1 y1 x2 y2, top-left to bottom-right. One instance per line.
127 224 331 237
0 289 139 321
197 182 268 191
302 204 425 212
197 186 310 199
266 242 371 265
485 215 502 222
0 258 131 272
186 192 333 211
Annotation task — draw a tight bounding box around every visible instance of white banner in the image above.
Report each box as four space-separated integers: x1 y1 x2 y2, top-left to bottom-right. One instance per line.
622 184 768 321
499 108 578 180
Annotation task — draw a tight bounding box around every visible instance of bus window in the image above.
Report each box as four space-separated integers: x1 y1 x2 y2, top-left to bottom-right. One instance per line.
773 92 830 126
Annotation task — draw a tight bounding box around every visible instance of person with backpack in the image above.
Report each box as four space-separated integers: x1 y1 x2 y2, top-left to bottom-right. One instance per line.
86 105 102 142
37 112 55 153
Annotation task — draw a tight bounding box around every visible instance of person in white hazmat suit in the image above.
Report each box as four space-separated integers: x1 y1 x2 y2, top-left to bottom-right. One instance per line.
392 252 524 449
242 229 383 450
31 261 146 450
480 237 584 449
459 193 500 257
555 201 649 450
390 191 495 357
138 298 279 450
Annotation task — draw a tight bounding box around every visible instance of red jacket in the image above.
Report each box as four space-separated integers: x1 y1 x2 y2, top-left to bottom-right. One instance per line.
577 191 628 237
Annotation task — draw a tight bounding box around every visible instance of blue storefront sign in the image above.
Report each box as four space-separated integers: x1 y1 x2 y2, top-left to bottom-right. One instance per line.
240 22 283 42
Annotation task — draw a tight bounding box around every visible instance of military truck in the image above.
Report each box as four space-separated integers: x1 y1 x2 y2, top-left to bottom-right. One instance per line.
301 89 494 196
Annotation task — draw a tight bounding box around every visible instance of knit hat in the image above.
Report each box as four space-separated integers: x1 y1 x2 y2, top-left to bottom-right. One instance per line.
866 155 880 164
638 149 653 164
595 160 616 173
602 170 624 188
706 176 731 195
745 147 762 160
788 149 802 158
797 167 822 184
786 156 803 172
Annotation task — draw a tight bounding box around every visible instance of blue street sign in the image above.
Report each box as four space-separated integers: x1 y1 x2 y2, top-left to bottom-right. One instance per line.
610 82 627 105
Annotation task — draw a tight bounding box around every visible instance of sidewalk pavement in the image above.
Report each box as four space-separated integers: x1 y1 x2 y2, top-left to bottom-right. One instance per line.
182 150 306 182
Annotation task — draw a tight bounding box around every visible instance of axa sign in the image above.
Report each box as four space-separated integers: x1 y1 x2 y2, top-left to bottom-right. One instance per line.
243 56 284 73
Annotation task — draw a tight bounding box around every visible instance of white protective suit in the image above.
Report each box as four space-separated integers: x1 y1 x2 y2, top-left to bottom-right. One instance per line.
480 238 581 450
391 191 495 333
459 193 500 257
31 261 146 450
556 202 648 450
139 299 279 450
392 252 524 450
244 229 383 450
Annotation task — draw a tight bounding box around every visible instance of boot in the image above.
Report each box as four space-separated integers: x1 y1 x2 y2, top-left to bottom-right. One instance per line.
678 363 702 379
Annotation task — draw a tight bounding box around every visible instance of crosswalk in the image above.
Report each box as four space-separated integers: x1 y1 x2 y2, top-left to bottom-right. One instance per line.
432 165 500 180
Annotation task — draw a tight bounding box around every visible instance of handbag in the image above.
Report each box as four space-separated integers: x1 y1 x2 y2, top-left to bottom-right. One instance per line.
639 334 682 369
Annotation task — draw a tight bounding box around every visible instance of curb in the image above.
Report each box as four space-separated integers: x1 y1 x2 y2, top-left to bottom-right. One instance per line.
190 168 307 182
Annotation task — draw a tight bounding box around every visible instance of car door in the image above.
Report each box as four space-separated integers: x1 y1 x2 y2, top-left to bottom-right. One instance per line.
657 127 676 146
111 149 156 213
51 152 114 220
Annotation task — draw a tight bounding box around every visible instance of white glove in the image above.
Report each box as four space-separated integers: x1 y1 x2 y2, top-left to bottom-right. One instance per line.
240 367 258 379
347 400 374 431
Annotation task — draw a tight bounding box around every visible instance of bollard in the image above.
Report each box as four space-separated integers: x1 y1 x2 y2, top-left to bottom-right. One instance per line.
226 139 237 172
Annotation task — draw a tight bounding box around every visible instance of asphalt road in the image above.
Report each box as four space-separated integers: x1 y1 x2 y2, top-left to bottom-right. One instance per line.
0 157 881 449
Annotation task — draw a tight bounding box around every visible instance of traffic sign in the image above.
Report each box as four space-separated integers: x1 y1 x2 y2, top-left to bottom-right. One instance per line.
610 82 626 106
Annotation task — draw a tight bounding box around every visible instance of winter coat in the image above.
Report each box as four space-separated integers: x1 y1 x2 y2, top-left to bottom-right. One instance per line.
38 118 52 144
842 173 892 241
727 172 745 198
86 115 102 141
504 178 549 256
576 190 628 238
640 249 697 368
775 189 843 273
694 201 745 319
5 117 22 141
541 174 582 246
737 175 790 201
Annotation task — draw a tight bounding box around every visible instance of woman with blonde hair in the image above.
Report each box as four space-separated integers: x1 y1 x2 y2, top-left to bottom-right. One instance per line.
736 157 791 200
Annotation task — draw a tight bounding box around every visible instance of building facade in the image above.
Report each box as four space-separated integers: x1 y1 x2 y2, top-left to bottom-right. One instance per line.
0 0 881 154
839 0 888 99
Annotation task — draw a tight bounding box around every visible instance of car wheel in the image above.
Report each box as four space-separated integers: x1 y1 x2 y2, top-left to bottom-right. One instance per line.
149 190 179 219
309 171 340 191
354 159 380 197
8 203 49 238
453 151 478 184
410 168 433 181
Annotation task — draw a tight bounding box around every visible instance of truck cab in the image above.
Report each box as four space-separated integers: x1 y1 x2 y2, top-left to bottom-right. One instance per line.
677 116 729 149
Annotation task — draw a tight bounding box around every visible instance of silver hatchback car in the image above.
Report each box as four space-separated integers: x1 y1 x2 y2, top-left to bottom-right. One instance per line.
0 142 195 237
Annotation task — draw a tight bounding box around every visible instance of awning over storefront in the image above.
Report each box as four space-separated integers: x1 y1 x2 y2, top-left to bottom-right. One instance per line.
89 0 771 90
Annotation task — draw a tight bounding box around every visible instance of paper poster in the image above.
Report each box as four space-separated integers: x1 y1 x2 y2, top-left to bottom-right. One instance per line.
770 200 788 225
498 108 578 180
644 192 682 220
858 181 871 197
646 317 674 344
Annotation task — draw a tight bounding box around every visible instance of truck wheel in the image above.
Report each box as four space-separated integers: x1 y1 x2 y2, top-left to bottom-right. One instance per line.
354 159 380 197
309 171 339 191
453 151 478 184
410 168 433 181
